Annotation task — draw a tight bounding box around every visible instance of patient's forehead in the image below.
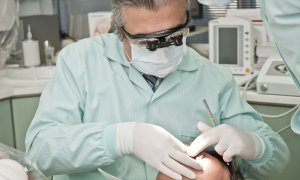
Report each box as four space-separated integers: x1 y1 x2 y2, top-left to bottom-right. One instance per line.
193 152 230 180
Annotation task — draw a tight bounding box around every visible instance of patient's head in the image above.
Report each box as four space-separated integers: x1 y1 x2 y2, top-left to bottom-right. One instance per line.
157 151 244 180
0 159 28 180
0 143 46 180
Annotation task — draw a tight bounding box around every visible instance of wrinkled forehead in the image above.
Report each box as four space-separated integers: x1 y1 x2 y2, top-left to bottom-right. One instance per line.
120 0 187 11
121 0 188 20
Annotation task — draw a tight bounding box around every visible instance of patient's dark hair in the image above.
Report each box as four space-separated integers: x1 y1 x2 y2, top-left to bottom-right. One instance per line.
206 151 245 180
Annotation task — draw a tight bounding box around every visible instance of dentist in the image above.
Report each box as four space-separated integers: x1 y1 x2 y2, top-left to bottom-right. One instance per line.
26 0 289 179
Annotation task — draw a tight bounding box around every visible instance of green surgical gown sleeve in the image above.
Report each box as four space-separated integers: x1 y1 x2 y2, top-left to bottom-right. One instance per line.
25 49 117 176
258 0 300 133
218 74 290 179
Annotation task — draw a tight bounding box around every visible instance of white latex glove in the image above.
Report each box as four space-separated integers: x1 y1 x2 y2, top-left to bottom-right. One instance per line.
117 122 202 180
198 0 234 7
186 122 265 162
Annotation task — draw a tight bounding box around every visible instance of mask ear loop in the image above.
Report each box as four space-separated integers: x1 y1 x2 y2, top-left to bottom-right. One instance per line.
123 36 135 63
124 50 132 63
182 36 187 54
124 45 147 76
181 28 189 54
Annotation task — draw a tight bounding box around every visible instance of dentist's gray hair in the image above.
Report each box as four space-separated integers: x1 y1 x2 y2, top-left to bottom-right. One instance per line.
111 0 189 40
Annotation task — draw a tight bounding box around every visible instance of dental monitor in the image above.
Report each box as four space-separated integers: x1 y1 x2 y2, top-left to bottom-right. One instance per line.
209 17 254 75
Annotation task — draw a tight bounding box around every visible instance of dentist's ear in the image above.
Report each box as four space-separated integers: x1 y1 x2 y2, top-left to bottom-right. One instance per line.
197 0 234 7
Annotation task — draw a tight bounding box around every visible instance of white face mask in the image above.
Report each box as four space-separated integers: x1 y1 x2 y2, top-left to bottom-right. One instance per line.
198 0 233 7
130 38 186 78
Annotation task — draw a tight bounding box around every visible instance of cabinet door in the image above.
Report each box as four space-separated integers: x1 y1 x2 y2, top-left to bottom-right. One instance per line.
0 99 14 147
11 96 40 151
251 103 300 180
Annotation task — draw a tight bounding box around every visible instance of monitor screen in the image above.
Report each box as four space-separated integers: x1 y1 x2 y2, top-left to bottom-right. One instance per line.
218 27 238 65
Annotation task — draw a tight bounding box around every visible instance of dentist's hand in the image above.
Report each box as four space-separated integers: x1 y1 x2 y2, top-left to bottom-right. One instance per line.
134 123 204 180
117 123 202 180
186 122 265 162
197 0 234 7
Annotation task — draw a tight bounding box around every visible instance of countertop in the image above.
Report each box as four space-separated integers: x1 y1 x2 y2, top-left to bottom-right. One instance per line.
0 66 55 99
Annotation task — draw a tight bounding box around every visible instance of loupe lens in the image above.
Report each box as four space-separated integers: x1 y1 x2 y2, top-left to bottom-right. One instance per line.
171 34 183 46
146 39 158 51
